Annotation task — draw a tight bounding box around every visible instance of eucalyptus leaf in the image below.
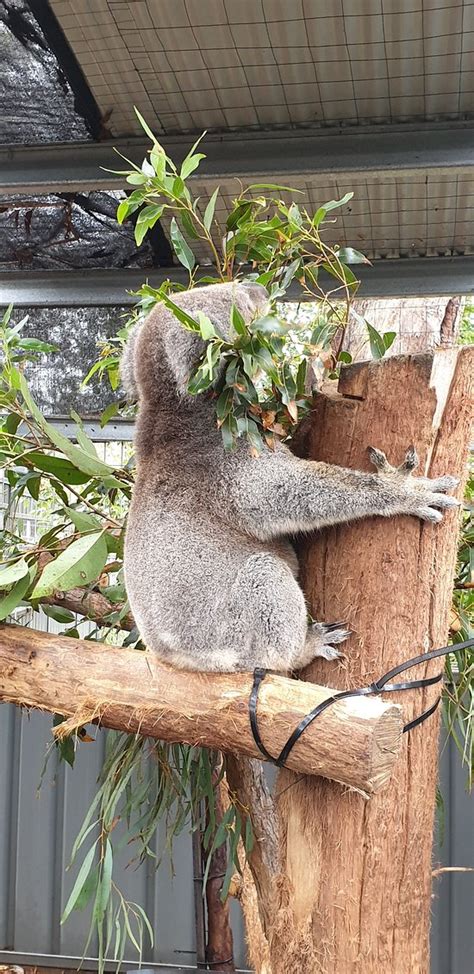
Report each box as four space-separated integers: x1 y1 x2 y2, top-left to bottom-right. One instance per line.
62 843 98 924
133 107 162 147
93 840 113 922
0 557 29 588
0 568 33 621
66 508 103 533
231 303 248 338
180 152 205 179
116 200 130 224
197 312 217 340
75 863 100 911
366 322 394 360
321 191 353 212
336 247 370 265
159 291 201 332
18 337 58 353
170 217 195 271
17 373 115 478
31 532 108 599
41 604 76 624
26 452 91 485
26 475 41 500
203 187 219 231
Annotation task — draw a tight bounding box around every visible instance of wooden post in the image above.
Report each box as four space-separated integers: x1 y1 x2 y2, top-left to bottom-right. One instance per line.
204 774 236 972
272 348 473 974
0 622 402 794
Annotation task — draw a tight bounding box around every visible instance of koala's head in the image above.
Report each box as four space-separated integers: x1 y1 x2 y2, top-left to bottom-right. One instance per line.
161 281 269 398
232 282 270 328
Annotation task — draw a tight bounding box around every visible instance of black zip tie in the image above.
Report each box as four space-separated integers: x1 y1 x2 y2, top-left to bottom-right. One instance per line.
249 638 474 768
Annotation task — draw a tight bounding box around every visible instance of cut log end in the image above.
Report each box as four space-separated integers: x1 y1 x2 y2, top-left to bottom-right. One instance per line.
369 702 404 794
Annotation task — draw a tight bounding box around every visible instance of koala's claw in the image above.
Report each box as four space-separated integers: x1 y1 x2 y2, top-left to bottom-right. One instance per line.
311 621 351 644
317 644 344 661
367 446 390 471
368 444 420 476
416 494 460 523
417 506 444 523
368 443 460 524
399 445 419 474
322 620 345 632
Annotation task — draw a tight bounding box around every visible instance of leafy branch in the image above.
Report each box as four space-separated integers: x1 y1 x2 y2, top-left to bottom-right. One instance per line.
91 109 398 454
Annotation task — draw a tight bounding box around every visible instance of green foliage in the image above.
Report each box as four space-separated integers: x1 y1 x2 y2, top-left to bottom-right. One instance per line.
96 109 404 453
459 299 474 345
60 735 252 972
444 440 473 786
0 365 132 627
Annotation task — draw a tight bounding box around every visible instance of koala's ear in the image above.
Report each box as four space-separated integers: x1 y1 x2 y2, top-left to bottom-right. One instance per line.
241 282 269 303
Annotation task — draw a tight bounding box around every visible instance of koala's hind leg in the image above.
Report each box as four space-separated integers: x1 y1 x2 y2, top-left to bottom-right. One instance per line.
221 554 349 673
295 622 350 668
220 553 309 673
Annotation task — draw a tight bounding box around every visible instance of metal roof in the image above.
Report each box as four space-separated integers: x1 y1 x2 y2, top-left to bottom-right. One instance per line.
1 1 474 288
49 0 474 136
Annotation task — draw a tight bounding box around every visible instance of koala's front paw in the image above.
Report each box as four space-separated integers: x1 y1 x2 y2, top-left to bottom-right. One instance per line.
368 445 460 523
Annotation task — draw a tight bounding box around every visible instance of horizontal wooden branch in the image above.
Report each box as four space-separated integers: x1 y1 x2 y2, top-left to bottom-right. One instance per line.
0 623 403 794
40 587 134 630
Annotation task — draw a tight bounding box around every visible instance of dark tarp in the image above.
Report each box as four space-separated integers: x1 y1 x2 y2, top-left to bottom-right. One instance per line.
0 0 90 144
21 305 125 415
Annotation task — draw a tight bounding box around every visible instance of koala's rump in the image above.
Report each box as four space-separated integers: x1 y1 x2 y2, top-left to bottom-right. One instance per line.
124 489 306 671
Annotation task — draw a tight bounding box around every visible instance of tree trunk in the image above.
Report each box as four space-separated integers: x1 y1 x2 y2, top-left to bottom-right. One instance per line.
271 347 472 974
0 622 402 793
204 783 236 972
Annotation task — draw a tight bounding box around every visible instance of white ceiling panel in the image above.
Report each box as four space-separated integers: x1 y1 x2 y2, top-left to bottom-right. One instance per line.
50 0 474 136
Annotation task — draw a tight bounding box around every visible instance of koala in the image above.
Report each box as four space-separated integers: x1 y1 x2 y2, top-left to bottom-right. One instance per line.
122 282 459 673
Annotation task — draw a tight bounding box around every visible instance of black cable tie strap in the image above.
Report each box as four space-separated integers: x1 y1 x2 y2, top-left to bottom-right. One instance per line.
248 638 474 768
249 668 279 764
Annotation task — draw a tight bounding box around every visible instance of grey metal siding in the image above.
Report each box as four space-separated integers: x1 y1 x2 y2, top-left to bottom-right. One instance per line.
0 700 472 972
0 704 248 970
431 741 474 974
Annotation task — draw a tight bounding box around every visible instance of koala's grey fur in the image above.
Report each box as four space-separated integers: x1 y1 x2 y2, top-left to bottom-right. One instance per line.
122 282 459 673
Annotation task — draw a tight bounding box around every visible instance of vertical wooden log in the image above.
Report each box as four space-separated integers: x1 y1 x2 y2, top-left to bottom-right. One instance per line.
205 774 236 972
273 348 473 974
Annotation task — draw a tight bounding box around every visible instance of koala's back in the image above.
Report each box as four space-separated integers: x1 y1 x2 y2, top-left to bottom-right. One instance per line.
125 469 302 672
123 282 309 672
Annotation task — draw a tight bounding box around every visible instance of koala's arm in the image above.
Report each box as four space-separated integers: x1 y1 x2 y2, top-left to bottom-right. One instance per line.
224 444 459 540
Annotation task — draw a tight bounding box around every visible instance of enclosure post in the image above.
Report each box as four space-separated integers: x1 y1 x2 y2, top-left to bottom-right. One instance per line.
272 348 472 974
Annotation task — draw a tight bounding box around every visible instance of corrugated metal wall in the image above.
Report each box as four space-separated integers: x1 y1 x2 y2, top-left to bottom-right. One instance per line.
0 697 472 973
0 698 248 971
431 740 474 974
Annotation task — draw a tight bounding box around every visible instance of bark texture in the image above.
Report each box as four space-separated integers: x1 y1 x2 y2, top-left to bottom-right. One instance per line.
0 623 402 792
204 774 236 972
272 347 473 974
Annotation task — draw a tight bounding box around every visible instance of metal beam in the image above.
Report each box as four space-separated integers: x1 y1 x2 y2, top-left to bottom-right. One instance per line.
1 123 473 195
1 258 473 307
0 951 250 973
17 418 134 441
